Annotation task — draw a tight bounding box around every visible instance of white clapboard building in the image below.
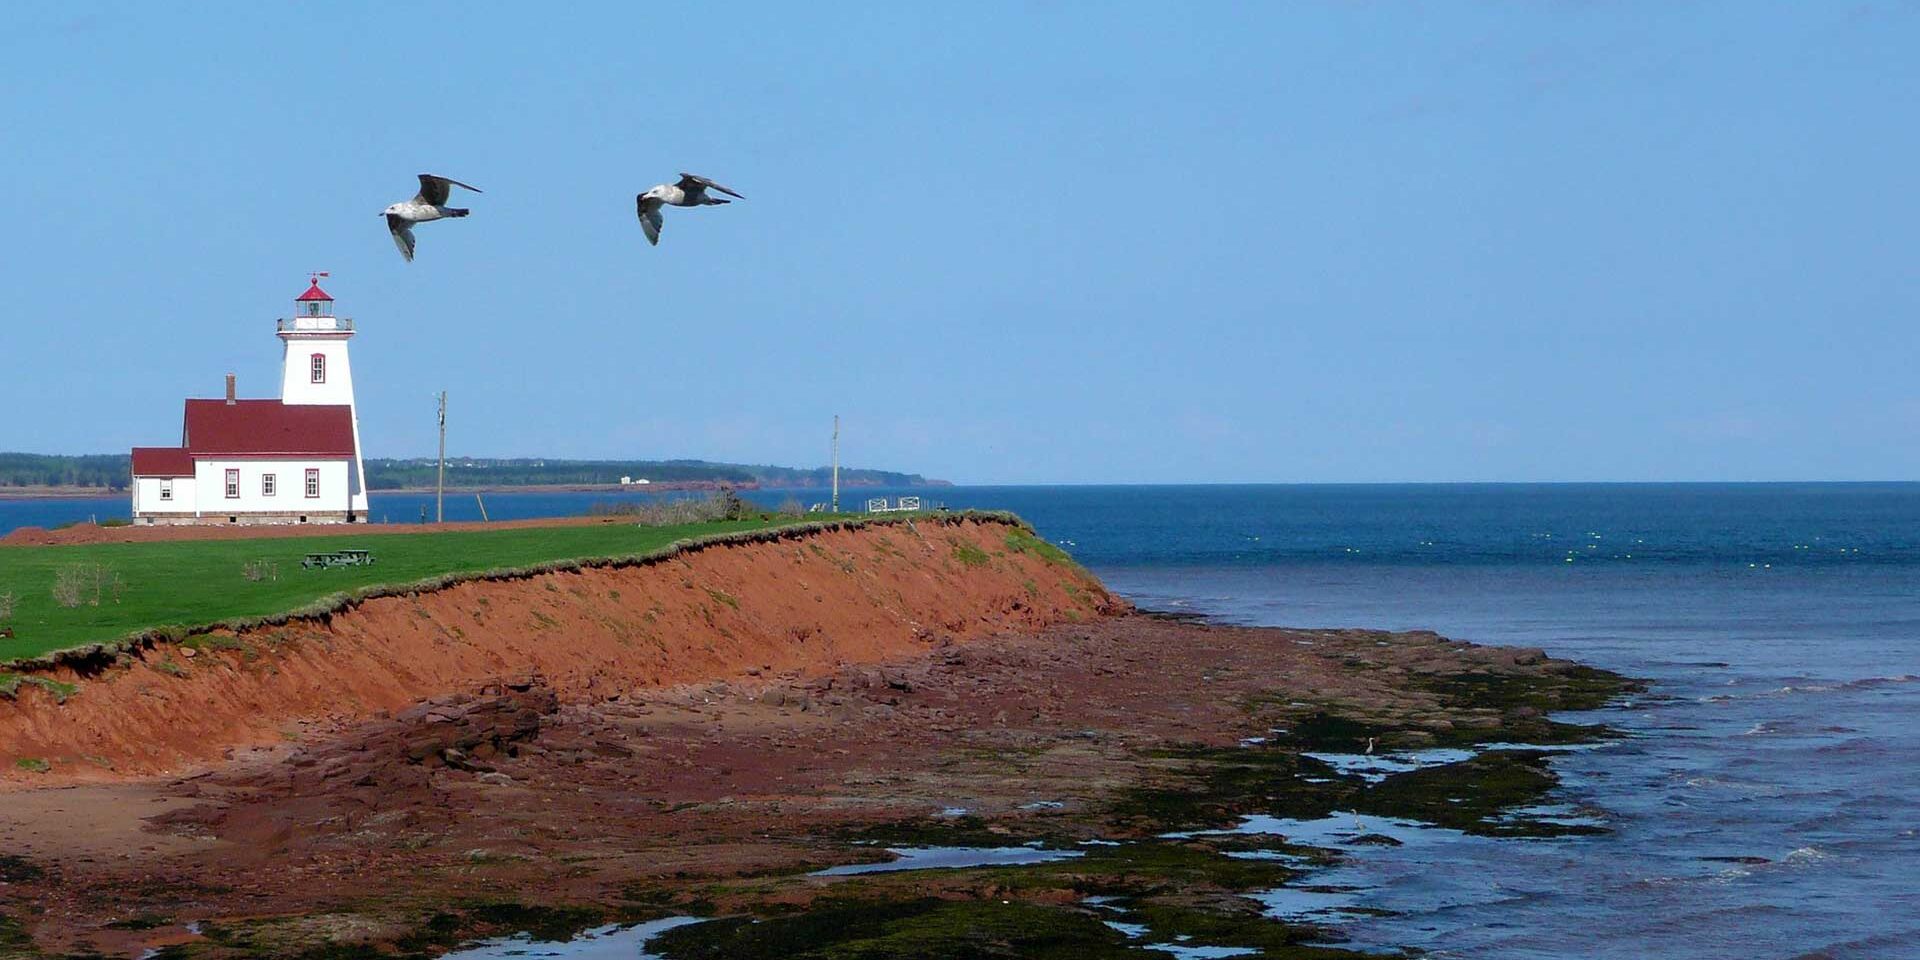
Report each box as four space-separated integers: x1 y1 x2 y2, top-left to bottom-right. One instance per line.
130 277 370 524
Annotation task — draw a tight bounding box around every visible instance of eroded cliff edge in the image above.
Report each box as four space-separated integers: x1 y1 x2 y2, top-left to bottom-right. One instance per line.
0 516 1118 782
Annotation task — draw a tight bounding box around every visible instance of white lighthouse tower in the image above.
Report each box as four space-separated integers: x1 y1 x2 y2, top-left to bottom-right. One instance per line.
278 274 369 515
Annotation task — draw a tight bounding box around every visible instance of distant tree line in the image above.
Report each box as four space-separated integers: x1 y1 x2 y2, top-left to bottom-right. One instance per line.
0 453 130 490
362 458 940 490
0 453 941 492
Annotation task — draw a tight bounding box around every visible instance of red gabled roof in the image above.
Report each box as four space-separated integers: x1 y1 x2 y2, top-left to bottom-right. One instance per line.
296 281 333 302
182 400 356 458
131 447 194 477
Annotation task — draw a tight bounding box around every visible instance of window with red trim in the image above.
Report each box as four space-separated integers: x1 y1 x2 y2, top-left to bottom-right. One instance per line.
310 353 326 384
305 468 320 498
224 469 240 499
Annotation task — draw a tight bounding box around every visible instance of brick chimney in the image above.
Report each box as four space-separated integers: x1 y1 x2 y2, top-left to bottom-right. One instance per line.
225 373 236 405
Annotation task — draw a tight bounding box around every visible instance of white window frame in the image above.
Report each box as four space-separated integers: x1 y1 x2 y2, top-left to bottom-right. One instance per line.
262 473 277 497
224 469 240 499
304 468 320 498
159 478 173 501
310 353 326 384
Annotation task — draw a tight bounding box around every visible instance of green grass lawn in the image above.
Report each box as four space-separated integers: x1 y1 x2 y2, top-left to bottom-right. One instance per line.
0 518 806 663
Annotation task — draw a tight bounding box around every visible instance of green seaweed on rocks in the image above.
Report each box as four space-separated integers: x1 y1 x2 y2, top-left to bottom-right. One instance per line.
1015 840 1305 896
101 915 176 931
1110 747 1357 833
0 914 38 960
0 857 44 885
1408 666 1641 745
188 901 619 960
646 843 1390 960
835 815 1070 851
1420 664 1633 713
647 897 1137 960
1108 900 1385 959
1355 750 1601 837
1112 660 1638 839
1272 712 1380 752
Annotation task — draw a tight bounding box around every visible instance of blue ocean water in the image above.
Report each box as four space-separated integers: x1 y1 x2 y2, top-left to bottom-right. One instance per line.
1004 484 1920 959
6 483 1917 957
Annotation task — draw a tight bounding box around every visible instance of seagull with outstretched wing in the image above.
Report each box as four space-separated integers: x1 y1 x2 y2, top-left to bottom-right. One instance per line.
383 173 483 262
634 172 744 246
636 194 666 246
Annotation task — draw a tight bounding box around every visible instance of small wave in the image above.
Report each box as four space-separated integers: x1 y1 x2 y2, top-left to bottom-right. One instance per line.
1735 718 1859 738
1769 684 1840 696
1812 737 1888 756
1760 675 1917 697
1657 845 1841 882
1841 674 1920 690
1781 845 1832 865
1678 775 1785 798
1791 927 1920 959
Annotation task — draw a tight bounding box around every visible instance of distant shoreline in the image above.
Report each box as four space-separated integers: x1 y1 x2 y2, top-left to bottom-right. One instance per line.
1 480 949 501
375 480 946 495
0 486 123 500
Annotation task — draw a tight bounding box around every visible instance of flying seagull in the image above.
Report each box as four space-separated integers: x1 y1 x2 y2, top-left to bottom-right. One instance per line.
635 173 744 246
383 174 483 262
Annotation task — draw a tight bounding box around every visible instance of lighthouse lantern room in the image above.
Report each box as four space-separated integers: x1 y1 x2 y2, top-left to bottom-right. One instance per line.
279 277 359 410
130 276 371 525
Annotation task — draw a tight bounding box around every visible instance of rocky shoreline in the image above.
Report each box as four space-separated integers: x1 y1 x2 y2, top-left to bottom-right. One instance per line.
0 608 1635 958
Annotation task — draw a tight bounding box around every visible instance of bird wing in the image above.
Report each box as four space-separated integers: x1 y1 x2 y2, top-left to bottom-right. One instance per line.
387 214 417 262
677 173 743 199
636 196 663 246
416 174 483 206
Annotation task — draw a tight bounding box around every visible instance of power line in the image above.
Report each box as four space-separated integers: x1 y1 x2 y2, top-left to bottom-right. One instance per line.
436 390 447 524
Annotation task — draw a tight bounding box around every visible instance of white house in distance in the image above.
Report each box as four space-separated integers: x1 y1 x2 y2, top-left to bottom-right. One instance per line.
130 277 371 524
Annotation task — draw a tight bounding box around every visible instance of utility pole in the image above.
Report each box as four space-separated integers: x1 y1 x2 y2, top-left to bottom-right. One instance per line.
436 390 447 524
830 415 841 514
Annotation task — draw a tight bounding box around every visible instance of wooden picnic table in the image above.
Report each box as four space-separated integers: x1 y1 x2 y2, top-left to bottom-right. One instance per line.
302 548 377 570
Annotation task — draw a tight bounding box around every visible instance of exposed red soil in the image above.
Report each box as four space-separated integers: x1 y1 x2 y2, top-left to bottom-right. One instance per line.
0 612 1565 958
0 518 1118 782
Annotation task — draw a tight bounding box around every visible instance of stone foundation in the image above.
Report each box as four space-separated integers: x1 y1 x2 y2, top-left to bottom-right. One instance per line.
135 511 357 526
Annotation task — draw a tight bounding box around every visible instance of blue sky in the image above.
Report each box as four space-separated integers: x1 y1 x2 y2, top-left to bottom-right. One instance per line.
1 3 1914 483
